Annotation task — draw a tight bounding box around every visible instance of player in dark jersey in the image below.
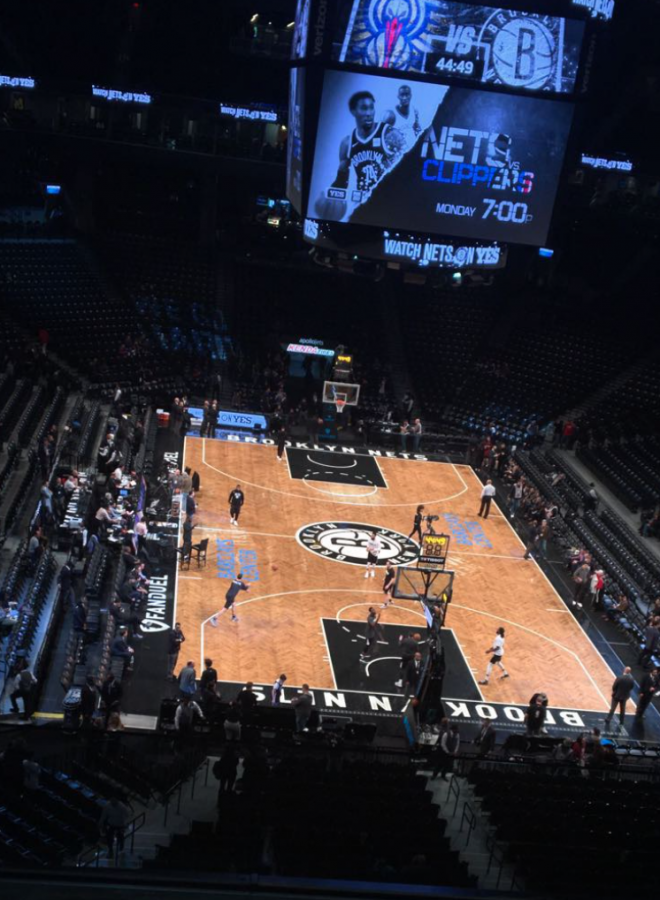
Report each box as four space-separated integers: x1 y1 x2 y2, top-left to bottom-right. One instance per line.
211 573 250 624
335 91 404 196
228 484 244 526
381 560 397 608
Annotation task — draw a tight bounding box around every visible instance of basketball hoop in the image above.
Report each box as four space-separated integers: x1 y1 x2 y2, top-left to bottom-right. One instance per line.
335 398 347 415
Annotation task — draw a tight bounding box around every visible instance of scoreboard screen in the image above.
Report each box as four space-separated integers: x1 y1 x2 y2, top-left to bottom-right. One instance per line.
306 68 573 246
332 0 584 95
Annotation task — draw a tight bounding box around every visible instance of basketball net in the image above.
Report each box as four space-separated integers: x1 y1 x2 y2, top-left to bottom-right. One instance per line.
335 397 346 416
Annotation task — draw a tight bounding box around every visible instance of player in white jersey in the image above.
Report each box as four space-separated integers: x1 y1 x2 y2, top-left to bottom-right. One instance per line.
479 627 509 684
365 530 382 578
385 84 422 151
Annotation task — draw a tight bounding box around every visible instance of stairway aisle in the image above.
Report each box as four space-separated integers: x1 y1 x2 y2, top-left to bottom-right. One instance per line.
417 764 522 892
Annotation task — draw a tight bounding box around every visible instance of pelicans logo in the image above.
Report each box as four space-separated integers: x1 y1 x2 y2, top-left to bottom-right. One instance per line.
347 0 439 70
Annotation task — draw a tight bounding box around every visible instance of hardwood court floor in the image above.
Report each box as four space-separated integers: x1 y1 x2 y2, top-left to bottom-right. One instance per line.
176 438 616 712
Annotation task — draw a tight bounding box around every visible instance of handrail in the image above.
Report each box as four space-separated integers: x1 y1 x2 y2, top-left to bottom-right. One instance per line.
447 769 461 818
76 810 146 868
459 801 476 848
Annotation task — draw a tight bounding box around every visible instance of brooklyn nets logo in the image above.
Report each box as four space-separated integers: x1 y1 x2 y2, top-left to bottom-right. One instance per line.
296 522 419 567
480 11 557 91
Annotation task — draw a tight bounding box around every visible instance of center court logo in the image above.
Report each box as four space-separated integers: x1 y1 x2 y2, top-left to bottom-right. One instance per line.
296 522 419 567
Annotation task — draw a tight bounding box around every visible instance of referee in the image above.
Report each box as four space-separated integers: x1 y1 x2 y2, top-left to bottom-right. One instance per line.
478 479 496 518
228 484 245 526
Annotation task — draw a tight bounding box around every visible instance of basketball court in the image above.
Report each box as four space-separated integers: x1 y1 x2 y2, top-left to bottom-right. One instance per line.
173 436 620 730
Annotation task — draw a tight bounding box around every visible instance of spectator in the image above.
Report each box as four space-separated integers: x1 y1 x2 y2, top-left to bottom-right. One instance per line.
572 559 591 609
99 795 132 858
213 746 239 798
638 618 660 668
111 627 134 662
291 684 313 733
271 673 287 705
589 569 605 609
411 418 422 453
28 527 42 567
432 724 460 780
22 751 41 791
174 696 204 736
101 674 122 728
473 720 497 758
167 622 186 679
236 682 258 718
200 658 217 694
40 480 54 524
178 660 197 698
525 693 547 736
58 560 76 609
10 666 37 720
80 676 97 728
73 598 88 635
224 704 242 742
604 667 635 730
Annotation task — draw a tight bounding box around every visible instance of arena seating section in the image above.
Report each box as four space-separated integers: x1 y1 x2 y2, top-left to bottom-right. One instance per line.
398 288 498 427
0 741 204 867
514 447 660 657
469 766 659 895
99 234 228 370
444 322 635 442
145 755 473 888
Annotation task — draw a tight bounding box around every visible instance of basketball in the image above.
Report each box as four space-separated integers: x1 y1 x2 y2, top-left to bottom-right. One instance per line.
314 191 348 222
492 20 555 91
384 126 406 154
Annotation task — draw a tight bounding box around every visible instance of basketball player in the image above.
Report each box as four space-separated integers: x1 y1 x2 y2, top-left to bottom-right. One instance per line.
211 573 249 624
479 627 509 684
365 530 382 578
360 607 383 661
381 560 397 608
228 484 244 526
385 84 421 151
316 91 405 220
408 505 425 542
276 427 287 462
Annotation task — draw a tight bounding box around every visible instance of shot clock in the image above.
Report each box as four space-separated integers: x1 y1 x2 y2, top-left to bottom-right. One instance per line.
419 533 451 570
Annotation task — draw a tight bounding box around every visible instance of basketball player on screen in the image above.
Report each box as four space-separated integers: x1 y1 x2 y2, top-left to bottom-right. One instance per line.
385 85 421 152
315 91 406 222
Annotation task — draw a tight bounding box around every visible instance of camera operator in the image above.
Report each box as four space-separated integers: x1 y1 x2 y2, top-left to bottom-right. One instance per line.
408 505 425 542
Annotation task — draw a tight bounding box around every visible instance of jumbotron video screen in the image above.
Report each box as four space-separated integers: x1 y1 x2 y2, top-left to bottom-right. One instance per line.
306 69 573 246
332 0 585 95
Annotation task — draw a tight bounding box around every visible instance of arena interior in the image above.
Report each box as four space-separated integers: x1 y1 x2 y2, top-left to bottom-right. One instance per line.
1 1 660 898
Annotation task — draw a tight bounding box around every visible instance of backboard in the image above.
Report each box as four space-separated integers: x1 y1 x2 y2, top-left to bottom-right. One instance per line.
322 381 360 407
393 566 454 603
